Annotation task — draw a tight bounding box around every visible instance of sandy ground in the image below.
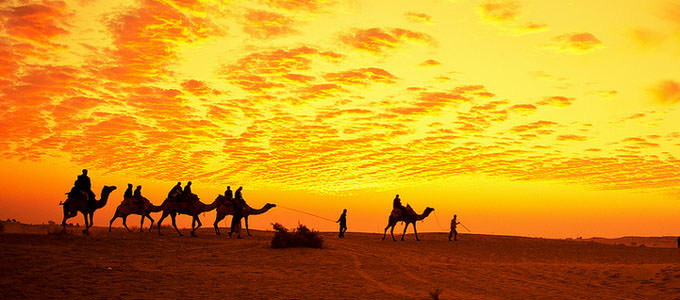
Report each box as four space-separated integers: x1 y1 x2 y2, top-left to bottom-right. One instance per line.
1 223 679 300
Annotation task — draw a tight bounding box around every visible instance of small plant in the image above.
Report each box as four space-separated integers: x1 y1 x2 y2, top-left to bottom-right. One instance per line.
271 223 323 248
429 287 442 300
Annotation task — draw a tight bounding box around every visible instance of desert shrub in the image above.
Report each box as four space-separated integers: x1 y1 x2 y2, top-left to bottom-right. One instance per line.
429 288 442 300
271 223 323 249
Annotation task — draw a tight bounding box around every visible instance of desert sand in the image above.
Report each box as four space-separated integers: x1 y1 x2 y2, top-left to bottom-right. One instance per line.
1 222 679 300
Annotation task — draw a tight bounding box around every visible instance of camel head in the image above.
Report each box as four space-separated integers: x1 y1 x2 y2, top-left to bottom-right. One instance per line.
422 207 434 217
264 203 276 209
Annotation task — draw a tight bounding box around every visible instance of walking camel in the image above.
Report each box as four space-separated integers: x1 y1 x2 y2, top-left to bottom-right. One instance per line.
108 197 162 232
156 194 221 236
212 196 276 236
382 205 434 241
60 186 117 235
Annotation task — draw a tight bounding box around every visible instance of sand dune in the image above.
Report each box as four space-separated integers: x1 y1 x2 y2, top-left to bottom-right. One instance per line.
1 224 679 299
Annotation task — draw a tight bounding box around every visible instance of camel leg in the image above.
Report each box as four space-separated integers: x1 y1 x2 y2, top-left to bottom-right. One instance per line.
139 215 145 232
382 224 390 240
62 206 70 232
157 211 169 235
401 222 409 241
108 213 118 232
89 213 94 231
413 222 420 241
170 213 182 236
214 212 226 235
245 216 251 236
390 223 396 241
120 215 131 232
191 216 202 237
82 213 90 235
146 214 155 232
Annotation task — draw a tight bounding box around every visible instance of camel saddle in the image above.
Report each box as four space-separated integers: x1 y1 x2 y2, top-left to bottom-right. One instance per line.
391 204 416 218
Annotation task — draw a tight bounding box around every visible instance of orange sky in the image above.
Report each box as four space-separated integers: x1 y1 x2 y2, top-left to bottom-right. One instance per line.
1 0 679 238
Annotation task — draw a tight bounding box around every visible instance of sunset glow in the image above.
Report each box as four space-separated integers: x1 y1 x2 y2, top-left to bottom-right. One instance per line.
1 0 679 238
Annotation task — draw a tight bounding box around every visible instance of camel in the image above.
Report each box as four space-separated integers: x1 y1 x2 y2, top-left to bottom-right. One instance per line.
382 205 434 241
108 197 162 232
212 196 276 237
156 193 221 236
60 186 117 235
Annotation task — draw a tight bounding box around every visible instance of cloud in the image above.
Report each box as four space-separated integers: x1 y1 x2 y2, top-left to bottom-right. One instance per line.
0 1 70 45
651 80 680 104
537 96 574 107
405 12 432 23
551 33 602 52
264 0 327 12
323 68 397 85
479 0 518 22
557 134 587 141
340 28 434 54
509 104 537 114
419 59 441 67
243 9 295 39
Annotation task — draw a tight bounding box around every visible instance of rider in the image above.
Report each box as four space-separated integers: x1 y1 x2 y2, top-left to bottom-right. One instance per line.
74 169 96 208
168 182 182 200
182 181 196 202
393 194 405 215
124 183 133 198
224 186 233 201
230 186 245 238
133 185 145 209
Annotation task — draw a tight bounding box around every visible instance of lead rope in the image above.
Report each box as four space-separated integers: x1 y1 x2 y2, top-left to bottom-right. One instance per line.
432 210 448 231
277 205 337 223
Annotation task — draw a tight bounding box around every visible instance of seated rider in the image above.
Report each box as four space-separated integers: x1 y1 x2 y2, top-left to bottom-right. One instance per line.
182 181 195 202
124 183 133 198
133 185 144 207
393 194 405 214
74 169 96 207
168 182 182 200
224 186 233 202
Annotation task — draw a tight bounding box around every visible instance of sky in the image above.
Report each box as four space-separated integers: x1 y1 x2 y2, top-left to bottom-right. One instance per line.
0 0 679 238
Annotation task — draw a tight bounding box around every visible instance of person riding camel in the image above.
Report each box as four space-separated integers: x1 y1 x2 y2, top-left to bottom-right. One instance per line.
124 183 133 198
133 185 145 209
182 181 195 202
224 186 233 203
168 182 182 200
72 169 96 208
230 186 246 238
393 194 405 216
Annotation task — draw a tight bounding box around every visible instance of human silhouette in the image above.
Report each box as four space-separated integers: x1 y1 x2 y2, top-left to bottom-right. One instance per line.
168 182 182 199
73 169 96 208
224 186 233 201
393 194 405 214
183 181 193 196
449 214 460 241
133 185 144 209
230 186 245 238
124 184 133 198
337 209 347 238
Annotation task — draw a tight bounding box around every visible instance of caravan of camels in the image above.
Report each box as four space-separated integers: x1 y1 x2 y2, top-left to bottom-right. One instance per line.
59 169 435 240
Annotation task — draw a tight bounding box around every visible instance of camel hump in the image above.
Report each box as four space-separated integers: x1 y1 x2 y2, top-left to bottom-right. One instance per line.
405 204 416 215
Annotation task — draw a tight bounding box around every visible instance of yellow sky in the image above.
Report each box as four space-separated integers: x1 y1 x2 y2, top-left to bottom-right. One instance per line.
0 0 679 237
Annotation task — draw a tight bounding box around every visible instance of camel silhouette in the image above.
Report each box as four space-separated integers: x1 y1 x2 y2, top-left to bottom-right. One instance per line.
108 196 162 232
212 196 276 236
156 193 221 237
382 205 434 241
60 186 117 235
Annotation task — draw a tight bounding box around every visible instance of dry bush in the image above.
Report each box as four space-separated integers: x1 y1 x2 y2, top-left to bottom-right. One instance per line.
429 287 442 300
271 223 323 249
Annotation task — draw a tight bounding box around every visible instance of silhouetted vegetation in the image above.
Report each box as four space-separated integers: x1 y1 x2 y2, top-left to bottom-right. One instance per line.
429 287 442 300
271 223 323 248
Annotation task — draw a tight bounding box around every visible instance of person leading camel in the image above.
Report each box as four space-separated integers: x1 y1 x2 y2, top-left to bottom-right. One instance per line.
337 209 347 238
449 214 460 241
